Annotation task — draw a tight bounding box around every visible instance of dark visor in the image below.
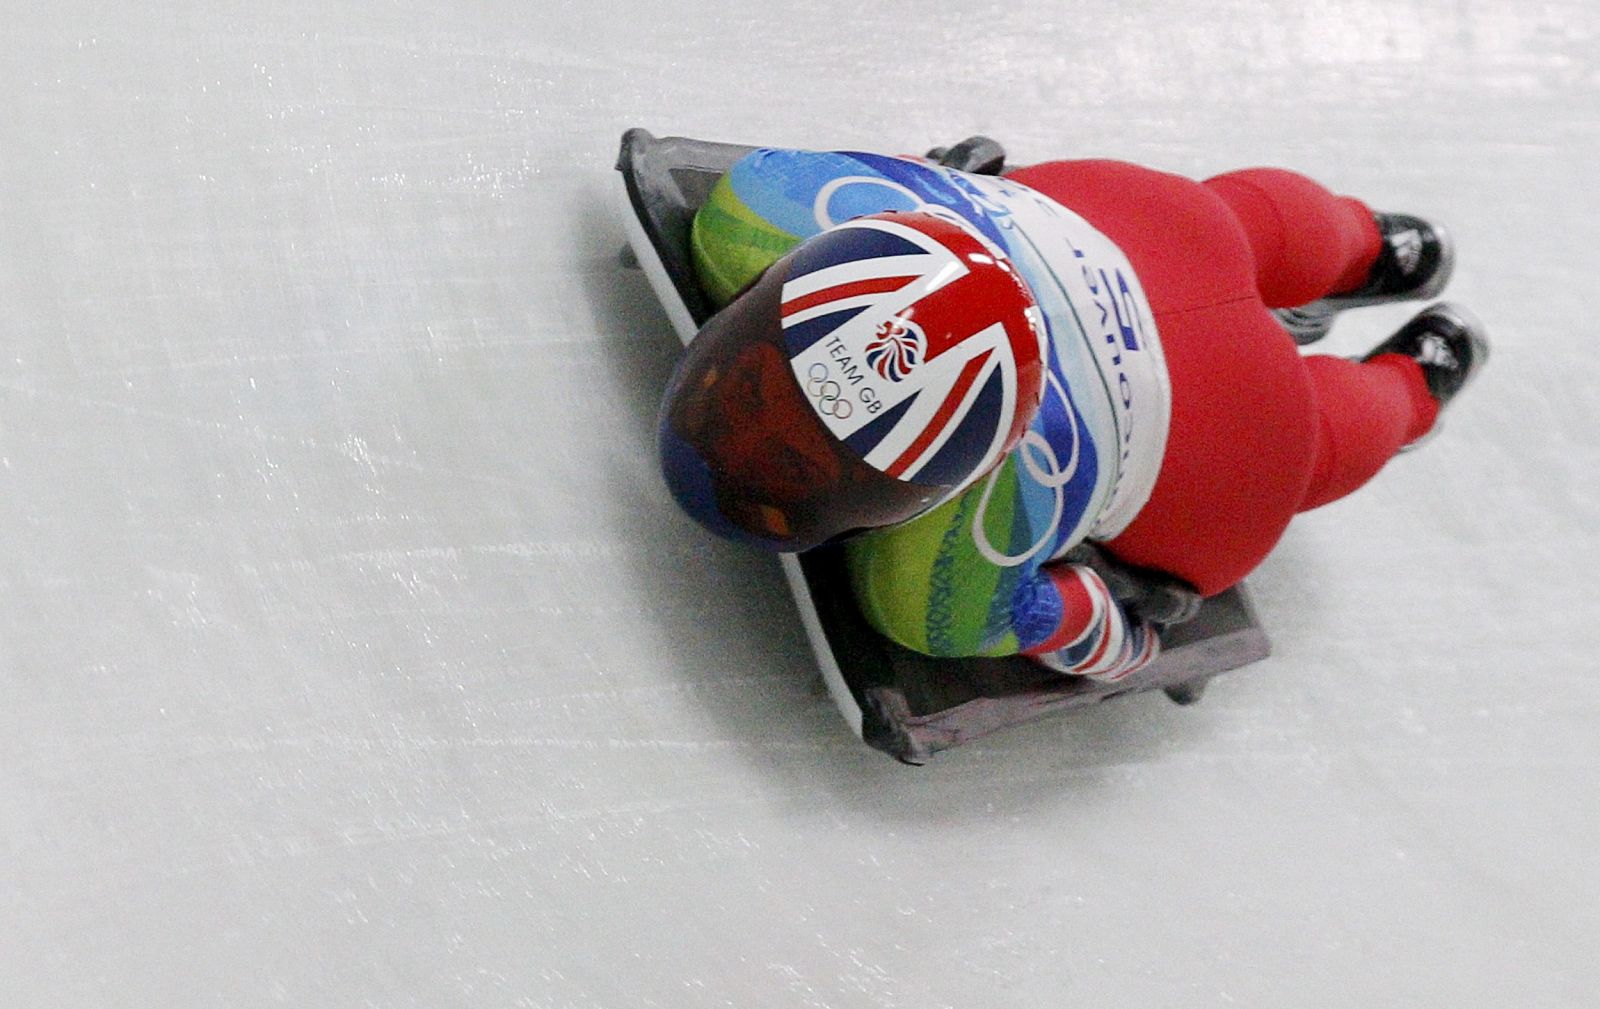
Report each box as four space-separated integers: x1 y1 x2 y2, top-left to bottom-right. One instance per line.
658 250 950 552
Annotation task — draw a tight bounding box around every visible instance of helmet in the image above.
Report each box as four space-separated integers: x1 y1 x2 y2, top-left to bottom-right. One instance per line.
659 210 1046 552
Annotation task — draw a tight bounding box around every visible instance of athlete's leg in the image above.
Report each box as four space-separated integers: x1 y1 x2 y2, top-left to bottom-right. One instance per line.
1007 159 1455 595
1202 168 1383 308
1299 354 1438 512
1200 168 1448 510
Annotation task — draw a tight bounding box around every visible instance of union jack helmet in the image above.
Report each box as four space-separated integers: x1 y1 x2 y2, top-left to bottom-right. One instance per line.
660 210 1047 552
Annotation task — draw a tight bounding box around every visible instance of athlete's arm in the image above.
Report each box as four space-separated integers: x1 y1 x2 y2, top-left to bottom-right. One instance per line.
1011 562 1161 680
846 497 1160 678
691 147 948 306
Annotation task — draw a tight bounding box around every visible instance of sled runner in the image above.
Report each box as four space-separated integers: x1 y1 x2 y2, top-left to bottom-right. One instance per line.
617 128 1270 763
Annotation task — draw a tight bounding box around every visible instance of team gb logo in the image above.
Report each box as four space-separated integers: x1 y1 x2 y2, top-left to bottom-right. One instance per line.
864 317 926 382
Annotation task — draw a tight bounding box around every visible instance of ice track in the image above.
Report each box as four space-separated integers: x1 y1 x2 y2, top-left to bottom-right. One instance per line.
2 3 1597 1006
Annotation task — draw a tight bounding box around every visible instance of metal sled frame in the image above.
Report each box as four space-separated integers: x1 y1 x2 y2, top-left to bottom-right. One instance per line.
617 129 1271 763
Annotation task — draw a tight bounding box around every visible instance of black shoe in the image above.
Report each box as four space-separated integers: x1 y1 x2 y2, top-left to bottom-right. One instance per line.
1274 212 1455 344
1362 303 1488 445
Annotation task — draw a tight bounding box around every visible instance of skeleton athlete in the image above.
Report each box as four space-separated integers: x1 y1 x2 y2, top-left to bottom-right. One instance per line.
658 146 1486 680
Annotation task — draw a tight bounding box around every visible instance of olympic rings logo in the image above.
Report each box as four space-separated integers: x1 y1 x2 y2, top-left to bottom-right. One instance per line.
805 362 853 420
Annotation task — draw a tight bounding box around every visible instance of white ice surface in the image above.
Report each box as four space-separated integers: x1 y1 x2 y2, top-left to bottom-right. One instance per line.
2 3 1597 1007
